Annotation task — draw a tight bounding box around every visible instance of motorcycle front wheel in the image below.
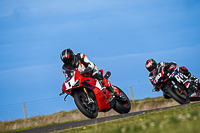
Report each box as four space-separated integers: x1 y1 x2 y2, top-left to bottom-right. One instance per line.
74 91 98 119
167 86 190 104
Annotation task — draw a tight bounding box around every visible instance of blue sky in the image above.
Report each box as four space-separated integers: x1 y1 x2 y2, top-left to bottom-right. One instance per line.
0 0 200 113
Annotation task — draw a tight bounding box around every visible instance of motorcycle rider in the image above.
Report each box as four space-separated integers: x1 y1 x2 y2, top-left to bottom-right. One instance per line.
60 49 119 102
145 59 199 98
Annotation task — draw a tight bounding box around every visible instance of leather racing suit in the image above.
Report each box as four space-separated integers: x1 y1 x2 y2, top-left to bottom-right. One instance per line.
149 62 199 98
62 53 117 96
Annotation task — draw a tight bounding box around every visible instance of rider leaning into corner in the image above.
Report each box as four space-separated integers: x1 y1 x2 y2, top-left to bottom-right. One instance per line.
60 48 119 103
145 59 199 99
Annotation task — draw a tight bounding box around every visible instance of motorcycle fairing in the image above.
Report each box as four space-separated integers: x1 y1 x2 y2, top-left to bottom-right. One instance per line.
62 67 112 112
65 76 75 90
92 87 111 111
80 78 111 111
95 80 103 90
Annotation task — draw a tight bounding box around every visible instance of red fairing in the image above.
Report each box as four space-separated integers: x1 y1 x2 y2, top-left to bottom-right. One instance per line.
93 88 112 111
62 67 113 112
81 77 112 111
62 82 66 92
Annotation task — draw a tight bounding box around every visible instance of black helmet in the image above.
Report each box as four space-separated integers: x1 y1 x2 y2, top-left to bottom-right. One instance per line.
61 49 75 66
145 59 157 72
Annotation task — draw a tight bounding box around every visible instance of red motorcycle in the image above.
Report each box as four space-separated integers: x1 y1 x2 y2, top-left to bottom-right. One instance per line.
60 67 131 118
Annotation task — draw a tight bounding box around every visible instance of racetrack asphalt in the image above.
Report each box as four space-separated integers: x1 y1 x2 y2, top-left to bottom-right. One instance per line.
13 102 199 133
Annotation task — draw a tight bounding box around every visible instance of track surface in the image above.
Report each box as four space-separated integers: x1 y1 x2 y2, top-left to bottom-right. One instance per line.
14 102 199 133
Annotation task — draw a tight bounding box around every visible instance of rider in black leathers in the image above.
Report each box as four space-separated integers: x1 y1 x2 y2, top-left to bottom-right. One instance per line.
145 59 199 98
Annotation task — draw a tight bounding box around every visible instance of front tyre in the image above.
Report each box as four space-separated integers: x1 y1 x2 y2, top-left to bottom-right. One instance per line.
113 87 131 114
167 86 190 104
74 91 98 119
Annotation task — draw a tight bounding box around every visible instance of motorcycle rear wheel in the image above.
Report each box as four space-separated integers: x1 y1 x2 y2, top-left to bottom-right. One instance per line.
113 87 131 114
167 86 190 104
74 91 98 119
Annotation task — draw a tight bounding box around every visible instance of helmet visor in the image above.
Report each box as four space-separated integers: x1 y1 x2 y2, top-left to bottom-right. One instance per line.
147 67 155 72
63 56 74 65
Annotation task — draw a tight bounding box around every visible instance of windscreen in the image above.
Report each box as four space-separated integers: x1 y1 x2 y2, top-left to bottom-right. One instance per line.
64 67 75 82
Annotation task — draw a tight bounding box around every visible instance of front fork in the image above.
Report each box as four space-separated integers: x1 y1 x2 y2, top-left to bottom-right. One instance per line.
83 88 94 104
162 81 183 97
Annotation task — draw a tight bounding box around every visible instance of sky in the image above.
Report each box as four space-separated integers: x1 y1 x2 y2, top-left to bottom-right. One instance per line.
0 0 200 120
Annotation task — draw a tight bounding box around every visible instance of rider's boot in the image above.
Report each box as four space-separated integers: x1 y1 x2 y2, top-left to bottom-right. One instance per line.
106 86 116 103
108 92 116 103
108 93 115 108
184 81 198 98
107 86 119 96
107 86 127 103
102 78 119 103
187 87 198 98
102 78 119 96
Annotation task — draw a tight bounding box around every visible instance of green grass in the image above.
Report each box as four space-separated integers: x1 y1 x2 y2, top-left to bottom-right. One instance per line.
56 103 200 133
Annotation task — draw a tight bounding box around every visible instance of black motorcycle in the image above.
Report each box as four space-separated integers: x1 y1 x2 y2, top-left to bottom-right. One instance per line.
152 67 200 104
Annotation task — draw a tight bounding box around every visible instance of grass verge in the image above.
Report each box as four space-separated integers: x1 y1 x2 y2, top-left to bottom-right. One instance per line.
56 102 200 133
